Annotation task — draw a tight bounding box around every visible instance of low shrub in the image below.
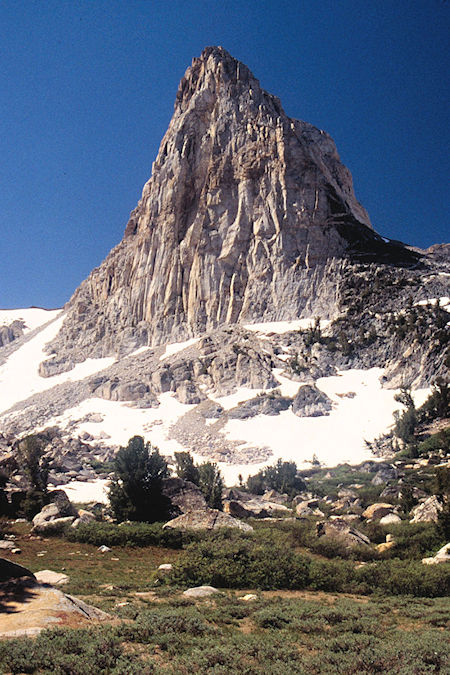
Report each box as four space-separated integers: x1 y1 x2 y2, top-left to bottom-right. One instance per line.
65 521 183 549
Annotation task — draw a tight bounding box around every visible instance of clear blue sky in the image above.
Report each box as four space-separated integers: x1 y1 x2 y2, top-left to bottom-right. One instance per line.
1 0 448 309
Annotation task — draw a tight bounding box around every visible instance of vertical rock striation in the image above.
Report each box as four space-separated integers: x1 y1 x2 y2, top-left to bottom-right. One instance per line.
45 46 418 364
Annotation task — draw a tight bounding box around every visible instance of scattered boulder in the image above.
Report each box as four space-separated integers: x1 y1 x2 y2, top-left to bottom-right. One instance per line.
225 499 290 519
316 518 371 548
32 516 76 535
98 545 112 553
35 570 69 586
0 540 16 550
0 557 35 582
161 477 207 516
410 496 443 524
379 513 402 525
71 509 97 529
422 543 450 565
183 586 219 598
163 509 253 532
158 564 173 572
362 503 395 520
239 593 258 602
228 394 291 419
292 385 332 418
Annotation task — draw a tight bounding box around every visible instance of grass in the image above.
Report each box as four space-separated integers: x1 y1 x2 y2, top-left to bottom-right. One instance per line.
0 592 448 674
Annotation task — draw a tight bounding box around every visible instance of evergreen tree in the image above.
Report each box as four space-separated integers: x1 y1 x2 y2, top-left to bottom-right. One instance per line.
198 461 223 510
108 436 170 523
174 451 200 485
14 434 50 518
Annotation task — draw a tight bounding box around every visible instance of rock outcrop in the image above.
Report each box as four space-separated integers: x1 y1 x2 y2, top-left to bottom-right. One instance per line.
163 508 253 532
42 46 419 370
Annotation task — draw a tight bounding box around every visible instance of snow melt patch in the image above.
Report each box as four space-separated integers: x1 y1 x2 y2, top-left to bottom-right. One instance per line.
0 314 115 414
220 368 428 484
244 319 330 334
0 307 62 332
160 337 201 360
51 479 109 505
43 393 195 455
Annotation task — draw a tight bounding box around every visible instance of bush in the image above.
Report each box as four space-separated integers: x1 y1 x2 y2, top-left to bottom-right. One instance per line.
65 521 183 549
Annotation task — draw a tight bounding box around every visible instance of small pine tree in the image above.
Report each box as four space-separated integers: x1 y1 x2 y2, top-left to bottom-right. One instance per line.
108 436 170 523
198 462 223 510
174 451 200 486
14 434 50 518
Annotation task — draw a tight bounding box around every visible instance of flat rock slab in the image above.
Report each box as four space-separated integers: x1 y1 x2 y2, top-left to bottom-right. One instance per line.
0 579 111 637
35 570 69 586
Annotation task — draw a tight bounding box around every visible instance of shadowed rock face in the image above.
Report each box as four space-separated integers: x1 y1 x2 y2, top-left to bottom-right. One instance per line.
45 46 420 363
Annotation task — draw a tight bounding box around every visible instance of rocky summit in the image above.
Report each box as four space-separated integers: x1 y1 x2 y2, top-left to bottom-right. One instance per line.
42 46 421 366
0 47 448 480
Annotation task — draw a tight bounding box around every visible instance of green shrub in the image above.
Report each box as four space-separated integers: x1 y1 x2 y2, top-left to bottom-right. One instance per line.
65 521 183 549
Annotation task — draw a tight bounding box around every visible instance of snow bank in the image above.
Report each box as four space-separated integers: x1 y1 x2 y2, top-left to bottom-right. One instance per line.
0 314 115 414
160 337 201 360
244 319 330 334
51 479 110 504
0 307 62 332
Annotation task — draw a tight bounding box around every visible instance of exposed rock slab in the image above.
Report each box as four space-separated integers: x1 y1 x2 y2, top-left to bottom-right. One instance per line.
163 508 253 532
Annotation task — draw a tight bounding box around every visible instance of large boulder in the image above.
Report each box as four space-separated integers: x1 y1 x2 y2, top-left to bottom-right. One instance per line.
35 570 69 586
161 478 207 516
316 518 371 548
0 557 35 582
163 508 253 532
183 586 219 598
32 517 76 535
410 496 443 524
32 490 78 532
224 499 290 519
362 503 395 520
292 385 332 418
422 543 450 565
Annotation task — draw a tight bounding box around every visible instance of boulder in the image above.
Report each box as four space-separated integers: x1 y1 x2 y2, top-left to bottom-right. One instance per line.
0 557 35 582
158 564 173 572
379 513 402 525
71 509 97 529
163 508 253 532
32 516 75 535
0 540 16 550
316 518 371 547
362 503 395 520
35 570 69 586
292 385 332 418
422 543 450 565
224 499 290 519
183 586 218 598
410 496 443 524
32 491 78 532
161 477 207 515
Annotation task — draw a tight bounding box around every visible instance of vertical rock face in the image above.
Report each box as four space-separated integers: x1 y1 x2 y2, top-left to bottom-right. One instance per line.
47 46 415 362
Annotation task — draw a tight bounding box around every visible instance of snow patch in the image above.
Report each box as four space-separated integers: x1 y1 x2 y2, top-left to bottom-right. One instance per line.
0 314 115 414
51 479 110 505
0 307 62 332
244 319 330 334
160 337 201 360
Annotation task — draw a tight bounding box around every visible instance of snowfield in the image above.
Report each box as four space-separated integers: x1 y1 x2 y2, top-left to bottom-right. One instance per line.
0 307 62 332
0 312 115 415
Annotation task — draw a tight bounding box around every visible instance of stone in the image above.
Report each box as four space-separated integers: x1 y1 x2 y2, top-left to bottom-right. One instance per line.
316 518 371 547
362 503 395 520
161 477 207 515
0 557 35 582
158 564 173 572
98 545 112 553
163 509 253 532
183 586 219 598
239 594 258 601
32 517 76 535
224 498 290 519
71 509 97 528
292 385 332 418
0 540 16 550
379 513 402 525
35 570 69 586
422 543 450 565
410 496 443 524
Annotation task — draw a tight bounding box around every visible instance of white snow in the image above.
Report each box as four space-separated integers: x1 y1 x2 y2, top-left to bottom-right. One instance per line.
0 314 115 415
210 388 265 411
41 392 196 455
159 337 201 360
244 319 330 334
51 479 110 504
0 307 62 332
219 368 430 485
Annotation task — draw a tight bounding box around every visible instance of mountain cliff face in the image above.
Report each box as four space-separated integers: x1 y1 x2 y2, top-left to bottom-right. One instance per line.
44 46 419 367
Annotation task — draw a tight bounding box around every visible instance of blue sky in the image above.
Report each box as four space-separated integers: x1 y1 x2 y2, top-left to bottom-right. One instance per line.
1 0 448 309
